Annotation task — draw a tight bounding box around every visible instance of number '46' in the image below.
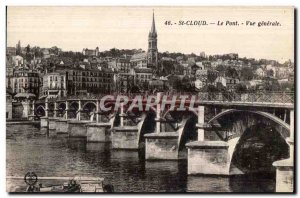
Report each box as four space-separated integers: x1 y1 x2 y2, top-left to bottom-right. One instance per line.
165 21 172 25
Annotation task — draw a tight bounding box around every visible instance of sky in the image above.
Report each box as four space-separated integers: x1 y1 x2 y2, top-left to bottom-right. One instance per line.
6 6 294 62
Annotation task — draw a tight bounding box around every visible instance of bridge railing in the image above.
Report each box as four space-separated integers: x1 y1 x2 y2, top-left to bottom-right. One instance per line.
46 91 294 105
195 91 294 104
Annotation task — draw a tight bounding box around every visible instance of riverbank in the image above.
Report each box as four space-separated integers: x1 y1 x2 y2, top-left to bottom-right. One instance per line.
6 120 40 126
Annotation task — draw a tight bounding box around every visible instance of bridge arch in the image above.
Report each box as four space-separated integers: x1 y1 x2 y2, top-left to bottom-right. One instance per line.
81 102 97 121
161 107 198 133
229 123 290 174
56 102 66 117
57 102 66 109
208 109 290 175
125 104 157 115
82 101 97 110
69 101 79 108
208 109 290 133
35 105 45 117
137 110 157 149
178 114 198 158
68 101 79 119
162 107 198 119
101 101 116 114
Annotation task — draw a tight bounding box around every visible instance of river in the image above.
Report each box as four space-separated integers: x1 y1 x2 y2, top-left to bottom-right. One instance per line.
6 124 276 192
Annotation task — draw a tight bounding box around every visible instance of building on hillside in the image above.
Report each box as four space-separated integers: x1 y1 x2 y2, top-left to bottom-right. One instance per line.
55 66 115 95
199 51 206 58
255 68 265 78
41 72 67 98
41 49 51 59
115 72 135 93
11 55 24 67
130 52 148 68
6 59 14 89
195 79 205 90
215 76 239 90
195 62 206 70
11 68 40 97
149 79 164 90
134 67 153 84
196 69 218 85
108 58 131 72
7 47 17 56
228 53 238 60
82 47 99 56
181 63 191 76
275 67 289 79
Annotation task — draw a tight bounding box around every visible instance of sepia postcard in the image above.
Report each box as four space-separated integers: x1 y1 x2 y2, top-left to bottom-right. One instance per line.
6 6 295 193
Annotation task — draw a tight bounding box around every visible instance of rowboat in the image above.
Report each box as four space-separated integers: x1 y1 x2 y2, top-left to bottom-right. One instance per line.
7 173 114 193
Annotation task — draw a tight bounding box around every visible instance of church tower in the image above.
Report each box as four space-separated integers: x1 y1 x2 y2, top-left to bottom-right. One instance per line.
16 40 21 55
147 11 158 68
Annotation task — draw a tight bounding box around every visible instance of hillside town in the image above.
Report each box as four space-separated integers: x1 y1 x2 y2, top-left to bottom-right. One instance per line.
6 13 294 102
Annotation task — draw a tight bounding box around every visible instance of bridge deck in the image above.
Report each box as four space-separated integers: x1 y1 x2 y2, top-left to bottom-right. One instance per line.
196 101 294 109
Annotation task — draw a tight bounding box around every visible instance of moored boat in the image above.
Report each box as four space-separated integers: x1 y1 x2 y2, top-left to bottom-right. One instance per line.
7 172 114 193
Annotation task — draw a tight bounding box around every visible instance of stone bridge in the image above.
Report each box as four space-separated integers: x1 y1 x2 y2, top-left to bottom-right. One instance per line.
31 91 294 192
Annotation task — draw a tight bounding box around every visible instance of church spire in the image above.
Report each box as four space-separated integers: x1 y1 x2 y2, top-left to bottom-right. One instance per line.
150 10 156 34
147 10 158 69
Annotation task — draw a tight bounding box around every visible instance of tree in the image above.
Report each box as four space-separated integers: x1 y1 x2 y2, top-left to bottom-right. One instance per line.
216 82 226 92
129 85 140 93
25 44 31 54
225 67 239 78
160 60 175 76
25 44 33 62
203 84 218 92
236 83 247 92
216 65 226 74
207 70 218 83
240 67 254 81
263 78 280 91
266 69 274 77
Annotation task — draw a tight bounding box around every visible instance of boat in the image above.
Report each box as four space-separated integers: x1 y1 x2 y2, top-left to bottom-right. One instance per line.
7 172 114 193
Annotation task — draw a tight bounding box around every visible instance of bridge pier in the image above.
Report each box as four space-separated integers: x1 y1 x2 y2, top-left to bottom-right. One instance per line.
68 120 93 138
96 101 100 123
186 141 232 175
64 101 69 119
197 106 205 141
53 102 57 118
40 116 48 130
273 109 294 192
40 99 49 130
48 117 59 137
111 102 141 149
144 93 184 160
28 100 35 121
77 100 82 121
55 119 70 134
155 103 161 133
186 105 234 175
111 126 139 149
120 102 125 127
144 132 180 160
23 100 31 118
86 123 111 142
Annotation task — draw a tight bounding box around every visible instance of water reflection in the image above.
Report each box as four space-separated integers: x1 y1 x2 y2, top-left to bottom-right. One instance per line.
86 142 109 152
187 176 231 192
67 138 86 151
187 173 275 192
229 173 276 192
6 124 276 192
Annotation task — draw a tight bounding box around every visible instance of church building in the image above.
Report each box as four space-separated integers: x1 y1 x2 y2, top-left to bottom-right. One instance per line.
147 12 158 69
